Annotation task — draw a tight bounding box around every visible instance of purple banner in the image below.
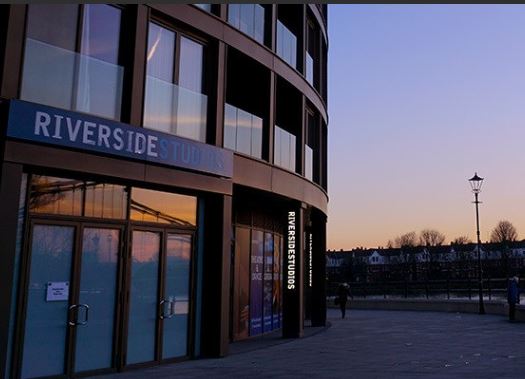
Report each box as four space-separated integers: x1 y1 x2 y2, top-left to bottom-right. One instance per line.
250 231 264 336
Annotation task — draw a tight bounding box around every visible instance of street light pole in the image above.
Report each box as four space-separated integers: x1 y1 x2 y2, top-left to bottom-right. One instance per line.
469 173 485 315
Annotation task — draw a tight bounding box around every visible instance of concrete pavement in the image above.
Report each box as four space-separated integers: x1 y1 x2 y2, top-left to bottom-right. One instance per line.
95 309 525 378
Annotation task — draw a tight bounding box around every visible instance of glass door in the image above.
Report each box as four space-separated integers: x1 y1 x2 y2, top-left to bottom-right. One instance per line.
162 233 192 359
20 223 121 378
126 229 193 366
21 224 75 379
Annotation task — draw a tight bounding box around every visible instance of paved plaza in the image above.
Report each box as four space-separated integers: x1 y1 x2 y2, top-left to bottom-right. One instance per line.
96 309 525 379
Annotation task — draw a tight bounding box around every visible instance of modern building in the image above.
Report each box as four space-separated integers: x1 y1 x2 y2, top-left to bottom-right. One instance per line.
0 4 328 378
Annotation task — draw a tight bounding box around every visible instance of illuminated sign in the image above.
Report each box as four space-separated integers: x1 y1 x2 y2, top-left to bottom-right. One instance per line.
308 233 313 287
287 211 296 290
6 100 233 178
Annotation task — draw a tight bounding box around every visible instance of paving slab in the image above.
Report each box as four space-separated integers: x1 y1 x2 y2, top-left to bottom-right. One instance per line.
94 309 525 379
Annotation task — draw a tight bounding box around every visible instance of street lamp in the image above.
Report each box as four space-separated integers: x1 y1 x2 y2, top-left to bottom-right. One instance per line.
468 172 485 315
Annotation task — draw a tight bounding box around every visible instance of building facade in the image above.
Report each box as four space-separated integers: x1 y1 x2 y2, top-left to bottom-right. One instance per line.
0 4 328 378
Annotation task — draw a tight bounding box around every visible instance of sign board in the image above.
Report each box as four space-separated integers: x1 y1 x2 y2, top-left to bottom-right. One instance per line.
7 100 233 178
46 282 69 302
308 233 313 287
286 211 297 290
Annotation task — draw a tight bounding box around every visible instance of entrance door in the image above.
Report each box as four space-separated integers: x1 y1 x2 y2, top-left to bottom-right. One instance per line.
20 223 121 378
126 230 192 365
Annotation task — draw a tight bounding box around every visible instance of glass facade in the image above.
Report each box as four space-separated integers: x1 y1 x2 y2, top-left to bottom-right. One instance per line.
273 125 296 172
144 23 207 142
305 145 313 181
194 4 212 13
232 226 283 340
276 20 297 69
224 103 263 159
30 176 127 219
228 4 265 44
21 4 123 121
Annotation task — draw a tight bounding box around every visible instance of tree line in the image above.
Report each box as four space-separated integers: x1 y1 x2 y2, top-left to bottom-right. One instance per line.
386 220 518 249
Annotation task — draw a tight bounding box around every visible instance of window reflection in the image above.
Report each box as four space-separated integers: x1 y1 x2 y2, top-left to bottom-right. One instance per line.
22 4 123 121
273 126 296 172
29 176 198 227
84 183 127 219
228 4 265 44
143 23 207 143
30 176 83 216
30 176 127 219
223 103 263 159
130 188 197 226
276 20 297 69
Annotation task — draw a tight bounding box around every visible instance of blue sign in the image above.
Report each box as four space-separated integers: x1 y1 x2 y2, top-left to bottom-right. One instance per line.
6 100 233 178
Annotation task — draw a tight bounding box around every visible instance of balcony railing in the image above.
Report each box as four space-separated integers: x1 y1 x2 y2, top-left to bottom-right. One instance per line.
21 38 123 121
224 103 263 159
143 76 207 143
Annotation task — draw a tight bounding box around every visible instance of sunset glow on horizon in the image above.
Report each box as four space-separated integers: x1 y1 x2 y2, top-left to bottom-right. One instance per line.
328 5 525 250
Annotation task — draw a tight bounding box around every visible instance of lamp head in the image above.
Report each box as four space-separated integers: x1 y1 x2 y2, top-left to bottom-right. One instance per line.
468 172 484 194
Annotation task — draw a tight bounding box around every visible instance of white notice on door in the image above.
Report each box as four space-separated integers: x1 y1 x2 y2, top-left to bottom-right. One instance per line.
46 282 69 302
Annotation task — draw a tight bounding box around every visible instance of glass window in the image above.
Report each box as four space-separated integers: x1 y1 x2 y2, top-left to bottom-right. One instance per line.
228 4 265 44
84 183 127 219
29 176 128 219
274 126 296 172
276 20 297 69
179 37 204 93
305 145 313 181
26 4 79 50
223 103 263 159
80 5 121 64
228 4 241 27
146 23 175 82
306 53 314 86
130 187 197 227
224 103 238 151
29 176 83 216
144 23 207 143
22 4 123 121
194 4 212 13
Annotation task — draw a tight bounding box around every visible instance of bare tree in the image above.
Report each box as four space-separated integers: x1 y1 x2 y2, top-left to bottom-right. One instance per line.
451 236 471 246
490 220 518 244
395 231 417 248
419 229 446 247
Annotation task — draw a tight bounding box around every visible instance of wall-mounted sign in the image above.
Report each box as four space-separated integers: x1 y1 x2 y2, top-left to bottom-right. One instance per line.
308 233 313 288
46 281 69 302
7 100 233 178
287 211 296 290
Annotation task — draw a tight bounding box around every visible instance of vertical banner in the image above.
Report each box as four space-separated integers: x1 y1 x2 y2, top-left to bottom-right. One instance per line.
273 235 281 329
250 231 264 336
263 233 274 332
283 208 304 338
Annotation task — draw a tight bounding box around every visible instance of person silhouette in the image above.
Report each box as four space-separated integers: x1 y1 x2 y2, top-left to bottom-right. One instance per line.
337 282 351 319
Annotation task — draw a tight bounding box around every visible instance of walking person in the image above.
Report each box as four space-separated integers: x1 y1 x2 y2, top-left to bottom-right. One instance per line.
507 275 520 321
337 282 350 319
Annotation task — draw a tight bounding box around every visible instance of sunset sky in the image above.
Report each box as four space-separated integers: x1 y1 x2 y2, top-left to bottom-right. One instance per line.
327 5 525 250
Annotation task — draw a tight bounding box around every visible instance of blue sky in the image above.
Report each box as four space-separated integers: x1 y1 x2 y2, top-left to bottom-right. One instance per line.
327 5 525 249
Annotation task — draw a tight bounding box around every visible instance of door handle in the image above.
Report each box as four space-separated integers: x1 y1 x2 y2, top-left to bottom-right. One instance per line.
159 298 176 319
77 304 89 326
68 304 90 326
68 304 79 326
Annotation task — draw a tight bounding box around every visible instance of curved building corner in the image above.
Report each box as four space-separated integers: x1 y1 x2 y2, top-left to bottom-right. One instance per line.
0 4 328 378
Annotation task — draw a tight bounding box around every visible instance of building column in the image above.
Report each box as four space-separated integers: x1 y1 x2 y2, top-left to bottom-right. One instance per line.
311 209 327 327
199 194 232 357
282 204 304 338
0 162 24 378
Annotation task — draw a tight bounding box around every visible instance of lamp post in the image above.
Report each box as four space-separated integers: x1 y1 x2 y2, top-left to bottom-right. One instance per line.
468 172 485 315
